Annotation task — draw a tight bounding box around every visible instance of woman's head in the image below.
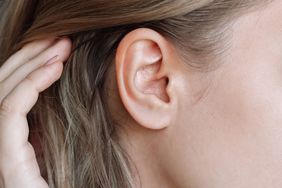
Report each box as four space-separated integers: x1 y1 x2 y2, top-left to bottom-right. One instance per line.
1 0 281 188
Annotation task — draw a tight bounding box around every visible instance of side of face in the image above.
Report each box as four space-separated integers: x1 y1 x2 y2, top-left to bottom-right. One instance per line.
159 1 282 187
113 0 282 187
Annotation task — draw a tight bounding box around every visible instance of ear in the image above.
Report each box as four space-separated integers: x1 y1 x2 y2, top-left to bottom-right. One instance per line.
115 28 181 130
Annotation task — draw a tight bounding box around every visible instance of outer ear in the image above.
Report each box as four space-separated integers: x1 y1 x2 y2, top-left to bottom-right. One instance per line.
115 28 179 130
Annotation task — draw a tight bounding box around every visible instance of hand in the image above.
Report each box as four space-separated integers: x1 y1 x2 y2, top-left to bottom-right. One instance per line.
0 38 72 187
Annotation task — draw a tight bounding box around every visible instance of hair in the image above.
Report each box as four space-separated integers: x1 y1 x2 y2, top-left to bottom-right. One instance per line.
0 0 266 187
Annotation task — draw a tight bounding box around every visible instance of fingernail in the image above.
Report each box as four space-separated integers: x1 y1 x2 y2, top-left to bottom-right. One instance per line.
46 55 59 65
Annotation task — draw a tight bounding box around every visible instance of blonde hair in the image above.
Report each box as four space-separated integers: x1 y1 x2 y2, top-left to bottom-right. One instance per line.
0 0 265 187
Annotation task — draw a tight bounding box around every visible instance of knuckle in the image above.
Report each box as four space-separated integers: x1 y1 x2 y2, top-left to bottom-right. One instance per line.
21 77 39 98
0 98 14 116
22 143 36 161
25 76 39 94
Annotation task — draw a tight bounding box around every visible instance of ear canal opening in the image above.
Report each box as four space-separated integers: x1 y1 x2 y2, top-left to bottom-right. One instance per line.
163 77 170 103
135 59 170 103
142 76 170 103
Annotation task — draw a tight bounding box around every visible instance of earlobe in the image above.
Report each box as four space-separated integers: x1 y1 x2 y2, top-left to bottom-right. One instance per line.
115 28 177 130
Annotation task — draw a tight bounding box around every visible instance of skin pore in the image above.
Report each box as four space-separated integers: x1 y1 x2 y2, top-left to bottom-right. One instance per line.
108 0 282 187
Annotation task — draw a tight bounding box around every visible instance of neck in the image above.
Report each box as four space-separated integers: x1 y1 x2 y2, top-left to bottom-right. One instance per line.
119 125 176 188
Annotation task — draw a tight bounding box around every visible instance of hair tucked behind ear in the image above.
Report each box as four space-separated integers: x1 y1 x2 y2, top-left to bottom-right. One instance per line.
0 0 265 187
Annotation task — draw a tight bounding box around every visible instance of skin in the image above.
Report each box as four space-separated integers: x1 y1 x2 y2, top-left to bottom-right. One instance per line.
0 0 281 187
0 38 72 187
113 0 282 187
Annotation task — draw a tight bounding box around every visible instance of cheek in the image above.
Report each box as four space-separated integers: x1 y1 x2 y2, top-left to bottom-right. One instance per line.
164 52 282 187
163 2 282 186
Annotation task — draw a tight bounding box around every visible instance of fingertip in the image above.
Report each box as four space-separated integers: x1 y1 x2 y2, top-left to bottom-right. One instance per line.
56 38 72 62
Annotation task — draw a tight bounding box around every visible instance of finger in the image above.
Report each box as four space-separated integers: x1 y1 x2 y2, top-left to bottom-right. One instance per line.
0 38 56 81
0 38 71 101
0 127 49 188
0 61 62 188
0 61 63 147
0 60 63 117
0 62 60 188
